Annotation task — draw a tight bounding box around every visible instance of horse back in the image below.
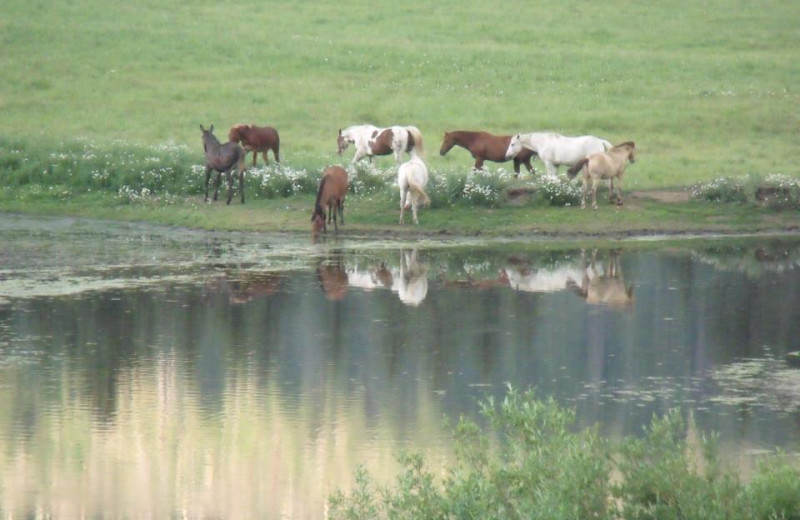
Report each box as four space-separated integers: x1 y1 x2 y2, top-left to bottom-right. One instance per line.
318 166 348 206
369 129 394 155
244 125 279 148
206 142 244 171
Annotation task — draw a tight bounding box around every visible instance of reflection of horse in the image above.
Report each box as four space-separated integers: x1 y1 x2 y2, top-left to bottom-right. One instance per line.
568 142 636 209
394 250 429 306
202 271 282 304
398 154 430 225
316 256 349 301
503 260 586 293
228 124 280 167
505 132 611 178
337 125 424 164
312 165 348 234
200 124 246 204
439 130 536 176
567 250 634 307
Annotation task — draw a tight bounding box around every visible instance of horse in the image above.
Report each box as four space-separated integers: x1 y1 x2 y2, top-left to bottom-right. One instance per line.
337 125 424 164
398 153 430 225
200 125 246 204
505 132 612 177
439 130 537 176
567 249 634 308
311 165 349 234
567 142 636 209
228 124 280 167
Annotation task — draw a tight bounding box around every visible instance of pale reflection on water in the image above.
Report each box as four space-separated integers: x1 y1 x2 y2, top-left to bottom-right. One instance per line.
1 216 800 519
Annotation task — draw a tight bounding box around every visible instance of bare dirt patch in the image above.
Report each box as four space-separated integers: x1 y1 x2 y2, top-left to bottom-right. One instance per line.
630 190 691 203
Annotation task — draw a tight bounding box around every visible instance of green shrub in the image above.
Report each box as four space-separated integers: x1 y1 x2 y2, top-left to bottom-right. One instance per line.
330 388 800 520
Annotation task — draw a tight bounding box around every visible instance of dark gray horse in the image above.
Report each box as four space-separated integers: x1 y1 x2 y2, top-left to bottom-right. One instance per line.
200 124 246 204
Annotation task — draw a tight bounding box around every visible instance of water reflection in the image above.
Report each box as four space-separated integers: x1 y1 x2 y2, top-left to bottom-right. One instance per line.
1 217 800 519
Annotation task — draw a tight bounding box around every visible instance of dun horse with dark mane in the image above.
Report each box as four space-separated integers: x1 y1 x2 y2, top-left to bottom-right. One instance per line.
228 124 280 167
439 130 537 176
200 125 246 204
311 165 349 234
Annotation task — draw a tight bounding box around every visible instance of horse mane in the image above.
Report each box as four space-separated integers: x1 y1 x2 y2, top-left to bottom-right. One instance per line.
614 141 636 149
314 175 328 214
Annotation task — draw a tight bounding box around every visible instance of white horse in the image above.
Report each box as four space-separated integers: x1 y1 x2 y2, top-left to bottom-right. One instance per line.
398 152 430 225
505 132 612 177
337 124 424 164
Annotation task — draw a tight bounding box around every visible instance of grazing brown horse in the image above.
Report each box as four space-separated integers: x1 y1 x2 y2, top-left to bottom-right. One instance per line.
228 124 280 167
439 130 537 176
200 125 246 204
311 165 349 234
568 141 636 209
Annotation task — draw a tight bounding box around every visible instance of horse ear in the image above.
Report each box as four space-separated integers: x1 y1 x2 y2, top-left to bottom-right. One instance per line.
210 124 214 133
200 125 205 132
338 129 342 135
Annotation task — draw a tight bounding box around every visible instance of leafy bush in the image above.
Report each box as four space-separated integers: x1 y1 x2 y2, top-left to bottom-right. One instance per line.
329 387 800 520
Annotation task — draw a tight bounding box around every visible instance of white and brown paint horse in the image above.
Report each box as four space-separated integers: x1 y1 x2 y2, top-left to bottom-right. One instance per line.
505 132 612 177
337 124 424 164
568 142 636 209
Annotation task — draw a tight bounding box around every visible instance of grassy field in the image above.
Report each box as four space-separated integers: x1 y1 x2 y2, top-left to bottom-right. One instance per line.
2 0 798 191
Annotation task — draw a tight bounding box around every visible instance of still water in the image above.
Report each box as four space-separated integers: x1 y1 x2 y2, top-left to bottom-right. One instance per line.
1 215 799 518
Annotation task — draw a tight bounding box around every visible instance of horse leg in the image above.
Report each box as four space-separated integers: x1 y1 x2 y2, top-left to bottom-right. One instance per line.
239 167 245 204
591 178 599 210
338 198 345 225
332 204 339 232
581 176 588 209
399 188 407 224
204 166 212 202
252 152 258 168
546 162 558 178
512 158 521 177
412 199 419 225
474 158 485 171
615 178 623 206
225 169 234 205
214 171 222 201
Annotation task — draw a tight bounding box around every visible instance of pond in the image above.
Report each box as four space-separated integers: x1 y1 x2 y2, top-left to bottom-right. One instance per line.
1 215 799 518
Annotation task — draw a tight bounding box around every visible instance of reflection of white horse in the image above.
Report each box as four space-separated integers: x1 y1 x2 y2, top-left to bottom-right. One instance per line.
393 250 429 306
337 124 424 164
504 264 586 293
398 153 430 225
505 132 611 177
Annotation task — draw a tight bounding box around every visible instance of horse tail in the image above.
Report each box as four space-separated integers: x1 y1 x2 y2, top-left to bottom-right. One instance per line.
274 132 281 162
406 173 430 206
568 158 588 179
406 126 425 158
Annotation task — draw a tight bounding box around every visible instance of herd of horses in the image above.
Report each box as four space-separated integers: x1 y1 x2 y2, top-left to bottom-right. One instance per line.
199 122 637 231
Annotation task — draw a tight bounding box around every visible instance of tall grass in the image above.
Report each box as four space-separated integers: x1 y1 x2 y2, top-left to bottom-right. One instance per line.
1 0 798 190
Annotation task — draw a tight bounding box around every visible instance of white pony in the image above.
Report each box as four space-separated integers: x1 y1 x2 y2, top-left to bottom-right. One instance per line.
398 152 430 225
337 124 424 164
505 132 612 177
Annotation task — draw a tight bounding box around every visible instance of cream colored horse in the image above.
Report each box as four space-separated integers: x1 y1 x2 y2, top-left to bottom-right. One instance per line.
568 142 636 209
398 152 431 224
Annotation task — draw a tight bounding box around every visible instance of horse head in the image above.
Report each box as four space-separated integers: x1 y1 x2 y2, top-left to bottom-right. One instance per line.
200 124 218 152
336 129 350 155
505 134 523 160
439 132 455 156
311 204 326 234
228 124 247 143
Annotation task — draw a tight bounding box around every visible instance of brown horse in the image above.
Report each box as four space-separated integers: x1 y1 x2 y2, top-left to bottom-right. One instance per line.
228 124 280 167
568 141 636 209
311 165 349 234
200 125 246 204
439 130 537 176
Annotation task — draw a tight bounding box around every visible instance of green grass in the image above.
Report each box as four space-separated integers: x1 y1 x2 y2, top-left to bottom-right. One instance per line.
2 0 799 191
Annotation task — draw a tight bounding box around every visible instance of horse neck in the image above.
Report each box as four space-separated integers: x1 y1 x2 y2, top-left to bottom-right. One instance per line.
203 134 221 151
